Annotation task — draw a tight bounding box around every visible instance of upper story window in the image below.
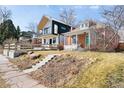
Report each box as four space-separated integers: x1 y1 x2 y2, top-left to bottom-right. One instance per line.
43 27 51 35
44 27 49 34
80 23 89 29
54 24 58 34
61 26 66 30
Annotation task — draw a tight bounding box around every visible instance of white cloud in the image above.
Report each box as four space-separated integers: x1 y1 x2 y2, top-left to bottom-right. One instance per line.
73 6 83 9
89 5 99 9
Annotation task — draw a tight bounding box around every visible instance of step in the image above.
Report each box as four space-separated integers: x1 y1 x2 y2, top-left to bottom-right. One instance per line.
23 54 60 73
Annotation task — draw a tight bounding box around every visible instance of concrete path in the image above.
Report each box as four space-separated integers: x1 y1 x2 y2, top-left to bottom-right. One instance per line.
0 55 45 88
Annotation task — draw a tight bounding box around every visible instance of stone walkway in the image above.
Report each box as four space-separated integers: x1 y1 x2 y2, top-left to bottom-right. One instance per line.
0 55 45 88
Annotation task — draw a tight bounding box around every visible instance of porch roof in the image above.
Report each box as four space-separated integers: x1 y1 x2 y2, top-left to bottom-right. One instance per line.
38 34 58 39
63 29 90 36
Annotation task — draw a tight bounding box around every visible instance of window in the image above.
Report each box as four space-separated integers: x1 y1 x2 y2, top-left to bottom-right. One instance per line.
53 38 56 44
81 23 88 28
43 27 51 35
82 24 85 28
44 27 49 34
61 26 66 30
72 35 76 44
54 24 58 34
85 23 88 27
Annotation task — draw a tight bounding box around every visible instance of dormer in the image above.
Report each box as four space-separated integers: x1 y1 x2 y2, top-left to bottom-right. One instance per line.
80 22 89 29
79 20 96 30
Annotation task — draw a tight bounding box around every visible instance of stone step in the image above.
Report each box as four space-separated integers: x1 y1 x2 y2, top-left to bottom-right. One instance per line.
23 54 60 73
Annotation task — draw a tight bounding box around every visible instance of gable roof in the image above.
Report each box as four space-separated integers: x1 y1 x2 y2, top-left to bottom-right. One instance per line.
38 16 49 30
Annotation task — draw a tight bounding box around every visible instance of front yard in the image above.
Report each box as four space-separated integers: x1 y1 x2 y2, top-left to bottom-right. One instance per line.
9 50 124 88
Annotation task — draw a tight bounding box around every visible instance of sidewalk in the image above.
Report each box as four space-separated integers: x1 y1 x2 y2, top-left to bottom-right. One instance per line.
0 55 45 88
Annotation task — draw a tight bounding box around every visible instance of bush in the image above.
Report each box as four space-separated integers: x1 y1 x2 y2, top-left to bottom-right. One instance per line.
57 44 64 50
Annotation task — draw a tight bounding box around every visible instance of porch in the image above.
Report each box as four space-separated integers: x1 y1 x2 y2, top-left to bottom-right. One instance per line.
63 29 90 51
38 34 59 50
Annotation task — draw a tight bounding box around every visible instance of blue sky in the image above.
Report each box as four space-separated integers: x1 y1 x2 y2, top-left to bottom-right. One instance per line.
3 5 112 31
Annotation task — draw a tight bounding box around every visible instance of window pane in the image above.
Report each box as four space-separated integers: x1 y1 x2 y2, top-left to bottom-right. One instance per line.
54 24 58 34
53 38 56 43
72 35 76 44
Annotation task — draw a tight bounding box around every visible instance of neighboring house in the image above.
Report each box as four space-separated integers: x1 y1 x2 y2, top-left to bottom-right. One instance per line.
19 31 36 43
63 20 120 51
38 16 71 49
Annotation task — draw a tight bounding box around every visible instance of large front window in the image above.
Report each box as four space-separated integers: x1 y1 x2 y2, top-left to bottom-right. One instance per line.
72 35 76 44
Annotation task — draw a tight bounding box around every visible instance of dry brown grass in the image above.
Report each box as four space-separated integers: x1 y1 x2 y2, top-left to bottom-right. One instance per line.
31 51 124 88
10 53 44 70
31 54 91 87
66 52 124 88
0 73 10 88
9 50 124 88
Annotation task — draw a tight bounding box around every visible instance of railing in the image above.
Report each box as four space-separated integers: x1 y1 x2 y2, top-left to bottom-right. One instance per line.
64 44 78 50
4 43 58 51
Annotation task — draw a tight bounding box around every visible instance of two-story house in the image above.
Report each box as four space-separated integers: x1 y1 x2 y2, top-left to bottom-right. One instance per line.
38 16 71 49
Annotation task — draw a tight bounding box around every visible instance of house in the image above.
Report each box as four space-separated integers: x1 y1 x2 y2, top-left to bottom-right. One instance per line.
19 31 36 43
63 20 120 51
38 16 71 50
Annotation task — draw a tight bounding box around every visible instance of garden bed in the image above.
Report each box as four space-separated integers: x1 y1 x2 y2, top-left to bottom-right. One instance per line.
9 52 44 70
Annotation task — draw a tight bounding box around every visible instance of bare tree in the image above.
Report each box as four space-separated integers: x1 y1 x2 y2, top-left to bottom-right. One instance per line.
26 22 36 32
102 6 124 31
26 22 39 38
59 8 76 26
0 7 12 23
102 6 124 50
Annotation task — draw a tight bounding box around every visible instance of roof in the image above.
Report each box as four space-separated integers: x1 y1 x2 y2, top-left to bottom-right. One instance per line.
38 16 49 30
38 15 72 31
63 28 90 36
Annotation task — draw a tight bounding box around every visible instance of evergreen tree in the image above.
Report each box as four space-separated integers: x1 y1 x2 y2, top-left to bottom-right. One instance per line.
0 19 17 44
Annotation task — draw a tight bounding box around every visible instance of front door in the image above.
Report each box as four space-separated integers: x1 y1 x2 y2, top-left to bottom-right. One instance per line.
85 34 90 48
49 39 52 44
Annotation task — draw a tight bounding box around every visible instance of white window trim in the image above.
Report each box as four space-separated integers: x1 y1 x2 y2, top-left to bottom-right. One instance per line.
54 24 58 34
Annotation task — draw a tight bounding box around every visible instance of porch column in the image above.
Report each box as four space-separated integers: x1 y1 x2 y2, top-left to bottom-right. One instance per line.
64 36 65 45
42 38 44 45
76 34 78 49
56 36 59 45
76 34 78 45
